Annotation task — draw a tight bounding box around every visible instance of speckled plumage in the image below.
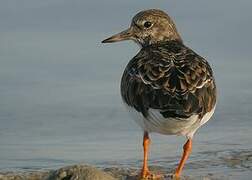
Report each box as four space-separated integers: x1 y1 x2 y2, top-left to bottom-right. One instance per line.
121 40 216 137
102 9 217 178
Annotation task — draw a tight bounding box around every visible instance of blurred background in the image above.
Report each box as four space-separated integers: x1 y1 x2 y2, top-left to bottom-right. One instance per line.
0 0 252 176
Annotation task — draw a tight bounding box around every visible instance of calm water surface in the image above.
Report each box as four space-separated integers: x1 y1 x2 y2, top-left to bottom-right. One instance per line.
0 32 251 174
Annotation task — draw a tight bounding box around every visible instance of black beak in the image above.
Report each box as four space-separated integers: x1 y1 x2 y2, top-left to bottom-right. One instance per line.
102 27 134 43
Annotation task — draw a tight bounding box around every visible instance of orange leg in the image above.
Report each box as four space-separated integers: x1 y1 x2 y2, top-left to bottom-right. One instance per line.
140 132 162 179
174 138 192 178
141 131 151 178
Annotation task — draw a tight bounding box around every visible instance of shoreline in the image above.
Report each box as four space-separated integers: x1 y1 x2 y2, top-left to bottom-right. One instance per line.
1 149 252 179
0 164 235 180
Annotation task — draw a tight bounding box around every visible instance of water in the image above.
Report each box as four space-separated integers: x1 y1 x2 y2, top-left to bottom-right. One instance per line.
0 1 252 179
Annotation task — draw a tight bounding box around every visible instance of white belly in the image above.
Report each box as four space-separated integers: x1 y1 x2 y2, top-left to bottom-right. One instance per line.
125 104 216 139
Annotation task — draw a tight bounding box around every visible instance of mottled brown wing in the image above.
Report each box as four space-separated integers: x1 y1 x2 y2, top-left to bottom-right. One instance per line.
121 41 216 119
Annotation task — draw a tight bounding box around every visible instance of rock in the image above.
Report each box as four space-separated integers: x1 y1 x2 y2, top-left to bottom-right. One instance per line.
47 165 116 180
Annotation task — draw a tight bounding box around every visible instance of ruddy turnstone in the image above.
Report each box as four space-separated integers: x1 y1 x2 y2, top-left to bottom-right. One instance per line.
102 9 217 179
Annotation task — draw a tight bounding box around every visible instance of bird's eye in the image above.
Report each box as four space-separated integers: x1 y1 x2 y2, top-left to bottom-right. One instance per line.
143 21 152 28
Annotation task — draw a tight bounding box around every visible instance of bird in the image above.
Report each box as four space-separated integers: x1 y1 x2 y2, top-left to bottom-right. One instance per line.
102 9 217 179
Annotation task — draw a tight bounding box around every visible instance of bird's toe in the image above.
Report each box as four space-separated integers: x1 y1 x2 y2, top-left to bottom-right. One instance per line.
140 170 163 179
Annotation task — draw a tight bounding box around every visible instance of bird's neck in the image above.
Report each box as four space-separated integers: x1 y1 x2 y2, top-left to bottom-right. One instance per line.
139 36 183 48
141 38 184 48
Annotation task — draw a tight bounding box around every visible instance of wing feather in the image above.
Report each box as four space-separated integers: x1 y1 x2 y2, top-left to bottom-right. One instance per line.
121 41 216 120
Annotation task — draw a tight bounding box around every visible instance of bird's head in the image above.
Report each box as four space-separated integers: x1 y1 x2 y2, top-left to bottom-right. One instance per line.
102 9 182 46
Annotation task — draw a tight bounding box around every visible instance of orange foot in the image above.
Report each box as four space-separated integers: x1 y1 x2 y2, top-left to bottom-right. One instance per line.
140 169 163 179
173 173 181 180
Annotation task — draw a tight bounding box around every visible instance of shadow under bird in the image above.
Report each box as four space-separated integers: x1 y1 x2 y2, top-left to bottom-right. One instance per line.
102 9 217 179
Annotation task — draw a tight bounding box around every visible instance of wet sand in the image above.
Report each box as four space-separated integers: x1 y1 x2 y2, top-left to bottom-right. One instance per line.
1 149 251 180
